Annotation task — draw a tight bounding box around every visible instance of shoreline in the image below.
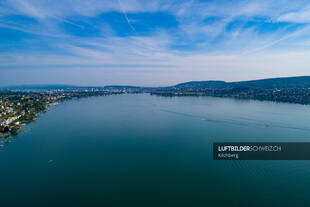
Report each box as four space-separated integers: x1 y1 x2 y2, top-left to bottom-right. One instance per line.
0 91 125 138
2 89 310 139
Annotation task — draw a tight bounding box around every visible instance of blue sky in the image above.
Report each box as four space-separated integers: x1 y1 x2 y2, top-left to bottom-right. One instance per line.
1 0 310 86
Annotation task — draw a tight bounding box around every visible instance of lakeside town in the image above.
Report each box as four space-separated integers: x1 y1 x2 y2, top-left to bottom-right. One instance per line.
0 89 125 138
150 88 310 104
2 76 310 138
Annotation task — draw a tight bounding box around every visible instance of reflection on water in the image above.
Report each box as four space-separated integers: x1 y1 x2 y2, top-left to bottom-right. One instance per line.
0 124 34 149
160 108 310 132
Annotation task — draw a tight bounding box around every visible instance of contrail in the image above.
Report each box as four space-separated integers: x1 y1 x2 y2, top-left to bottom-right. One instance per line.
53 16 85 29
243 25 310 55
117 0 137 33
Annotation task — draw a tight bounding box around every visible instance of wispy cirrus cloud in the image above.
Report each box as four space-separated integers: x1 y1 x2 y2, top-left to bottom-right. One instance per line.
1 0 310 86
278 7 310 23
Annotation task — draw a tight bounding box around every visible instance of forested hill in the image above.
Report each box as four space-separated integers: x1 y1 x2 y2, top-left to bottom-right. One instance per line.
174 76 310 89
3 76 310 91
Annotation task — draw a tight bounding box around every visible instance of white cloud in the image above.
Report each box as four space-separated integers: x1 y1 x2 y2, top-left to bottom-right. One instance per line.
1 0 310 85
278 7 310 23
3 0 174 19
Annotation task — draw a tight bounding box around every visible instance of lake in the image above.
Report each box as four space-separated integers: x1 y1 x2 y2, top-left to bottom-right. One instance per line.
1 94 310 207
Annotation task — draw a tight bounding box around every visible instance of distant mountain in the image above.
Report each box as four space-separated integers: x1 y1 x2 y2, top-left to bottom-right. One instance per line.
2 76 310 91
173 76 310 90
0 85 103 90
103 85 143 90
232 76 310 89
174 81 229 89
102 85 158 91
151 76 310 105
1 84 148 91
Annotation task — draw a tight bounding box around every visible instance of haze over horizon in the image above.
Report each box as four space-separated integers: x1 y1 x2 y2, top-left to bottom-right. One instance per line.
1 0 310 86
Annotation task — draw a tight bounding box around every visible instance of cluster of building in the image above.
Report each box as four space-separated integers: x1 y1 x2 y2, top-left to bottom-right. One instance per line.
0 115 21 126
0 88 126 137
0 101 23 125
0 99 25 137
